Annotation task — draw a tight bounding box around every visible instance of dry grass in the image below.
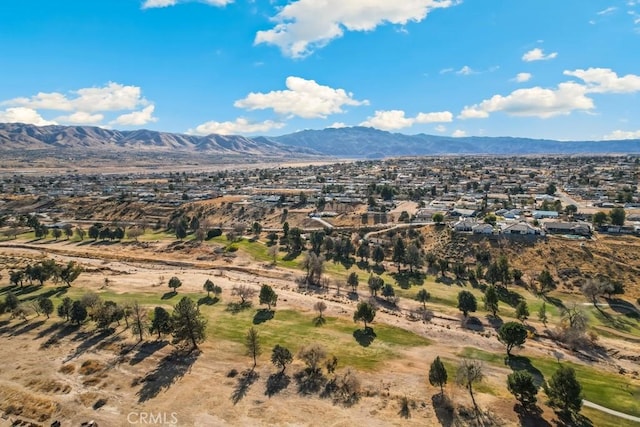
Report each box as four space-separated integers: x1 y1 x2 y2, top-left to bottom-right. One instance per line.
0 384 59 422
78 360 105 376
26 378 71 394
59 364 75 375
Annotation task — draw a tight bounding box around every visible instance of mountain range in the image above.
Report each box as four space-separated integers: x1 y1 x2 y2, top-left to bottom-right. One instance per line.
1 122 639 158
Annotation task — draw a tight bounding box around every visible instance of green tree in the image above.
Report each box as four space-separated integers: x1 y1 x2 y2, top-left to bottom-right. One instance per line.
172 297 207 351
592 211 608 227
353 301 376 329
367 275 383 297
168 276 182 293
357 241 370 262
429 356 448 396
9 270 24 288
432 212 444 224
484 285 499 317
37 297 54 318
425 252 437 269
259 284 278 311
537 269 556 295
59 261 82 287
271 344 293 373
57 297 73 321
609 207 626 226
545 182 557 195
4 291 20 312
149 306 172 339
457 290 477 318
70 300 87 325
382 283 395 302
484 213 497 226
538 302 548 326
438 259 449 277
405 243 422 273
515 301 529 323
203 279 216 297
416 288 431 310
564 204 578 217
544 365 583 416
175 222 187 240
498 321 528 357
485 262 501 285
392 238 406 271
246 327 261 369
347 272 359 293
507 370 539 410
372 245 385 265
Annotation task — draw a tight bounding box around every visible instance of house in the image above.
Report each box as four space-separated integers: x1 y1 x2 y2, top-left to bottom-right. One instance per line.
415 208 444 221
453 219 475 232
533 210 559 220
543 222 591 236
504 209 522 219
472 223 494 234
501 222 540 235
450 208 477 218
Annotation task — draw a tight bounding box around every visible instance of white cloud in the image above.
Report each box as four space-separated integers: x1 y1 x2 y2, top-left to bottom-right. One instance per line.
452 129 467 137
458 107 490 119
328 122 347 128
255 0 460 58
360 109 453 130
564 68 640 93
360 110 414 130
603 129 640 140
522 48 558 62
187 118 285 135
456 65 476 75
234 76 368 119
4 82 148 113
0 107 57 126
415 111 453 123
597 6 617 15
514 72 532 83
434 125 446 133
111 105 158 126
459 82 593 119
439 67 454 74
55 111 104 125
142 0 233 9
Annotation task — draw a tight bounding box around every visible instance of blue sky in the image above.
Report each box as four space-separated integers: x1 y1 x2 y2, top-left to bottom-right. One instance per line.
1 0 640 141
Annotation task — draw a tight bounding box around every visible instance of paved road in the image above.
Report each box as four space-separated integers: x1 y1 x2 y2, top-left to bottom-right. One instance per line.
583 400 640 423
309 216 334 230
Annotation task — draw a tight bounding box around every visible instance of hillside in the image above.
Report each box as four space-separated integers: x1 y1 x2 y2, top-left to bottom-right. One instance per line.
0 123 319 158
2 123 639 159
269 127 640 158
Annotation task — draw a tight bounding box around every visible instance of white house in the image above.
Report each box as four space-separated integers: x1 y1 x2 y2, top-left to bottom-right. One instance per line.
453 219 475 232
501 222 540 235
472 223 494 234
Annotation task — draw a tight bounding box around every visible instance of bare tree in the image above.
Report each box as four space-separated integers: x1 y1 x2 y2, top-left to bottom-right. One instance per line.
314 301 327 319
232 285 257 305
130 302 147 342
456 359 484 412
